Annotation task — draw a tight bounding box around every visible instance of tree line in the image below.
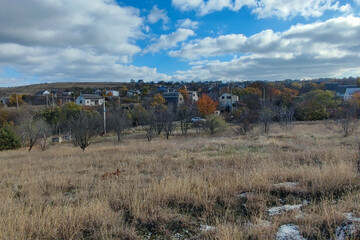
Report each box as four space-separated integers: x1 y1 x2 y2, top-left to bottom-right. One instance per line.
1 80 360 151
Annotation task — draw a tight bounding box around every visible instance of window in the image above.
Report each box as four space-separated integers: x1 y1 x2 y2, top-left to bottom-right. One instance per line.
227 96 231 99
79 100 83 104
222 96 225 99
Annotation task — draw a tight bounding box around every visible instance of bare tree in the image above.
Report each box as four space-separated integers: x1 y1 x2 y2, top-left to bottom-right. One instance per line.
234 109 255 135
178 102 196 136
277 107 295 131
17 112 51 151
108 108 130 142
138 109 154 141
163 107 176 139
69 111 102 151
338 107 358 137
259 103 277 135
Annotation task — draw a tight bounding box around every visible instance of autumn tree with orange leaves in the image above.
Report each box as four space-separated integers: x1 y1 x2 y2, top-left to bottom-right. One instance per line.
196 94 218 116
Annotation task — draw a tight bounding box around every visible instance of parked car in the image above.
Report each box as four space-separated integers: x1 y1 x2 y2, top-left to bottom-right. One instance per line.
191 117 206 123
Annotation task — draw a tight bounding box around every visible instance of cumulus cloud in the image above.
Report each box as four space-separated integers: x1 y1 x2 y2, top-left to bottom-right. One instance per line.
0 0 171 85
0 0 144 56
0 44 170 86
145 28 195 53
252 0 351 19
176 18 200 29
171 0 351 18
147 5 169 25
170 16 360 81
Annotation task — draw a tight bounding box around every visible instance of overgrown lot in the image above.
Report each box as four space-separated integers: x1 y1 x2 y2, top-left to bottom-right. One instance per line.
1 122 359 239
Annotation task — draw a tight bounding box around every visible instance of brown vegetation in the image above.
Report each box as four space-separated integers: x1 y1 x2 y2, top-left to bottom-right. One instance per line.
1 122 360 239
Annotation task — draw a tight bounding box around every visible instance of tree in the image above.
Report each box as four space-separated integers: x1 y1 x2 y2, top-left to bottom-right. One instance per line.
204 114 227 134
17 112 51 151
233 107 256 135
9 94 24 107
0 109 9 128
59 102 82 131
259 103 277 135
151 93 166 109
178 102 196 136
356 77 360 87
163 106 176 139
296 90 339 121
235 87 262 111
277 107 295 131
108 108 130 142
178 87 189 103
69 111 102 151
139 109 154 141
196 94 218 116
337 104 358 137
0 125 21 151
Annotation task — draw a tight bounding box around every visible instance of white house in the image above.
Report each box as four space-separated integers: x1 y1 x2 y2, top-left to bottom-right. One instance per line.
344 88 360 101
219 93 239 111
127 89 141 97
187 91 199 102
76 94 104 106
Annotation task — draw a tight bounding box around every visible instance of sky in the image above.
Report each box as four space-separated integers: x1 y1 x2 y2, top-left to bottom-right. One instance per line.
0 0 360 87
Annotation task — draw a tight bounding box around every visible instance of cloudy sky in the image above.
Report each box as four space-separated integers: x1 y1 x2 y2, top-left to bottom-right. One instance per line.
0 0 360 87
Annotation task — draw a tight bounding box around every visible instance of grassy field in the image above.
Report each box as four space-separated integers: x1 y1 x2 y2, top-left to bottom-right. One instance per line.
1 122 360 239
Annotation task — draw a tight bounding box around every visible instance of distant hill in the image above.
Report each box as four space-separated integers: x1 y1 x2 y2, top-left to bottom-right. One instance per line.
0 82 130 97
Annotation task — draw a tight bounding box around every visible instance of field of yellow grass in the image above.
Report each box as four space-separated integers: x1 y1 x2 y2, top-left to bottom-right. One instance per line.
1 122 360 239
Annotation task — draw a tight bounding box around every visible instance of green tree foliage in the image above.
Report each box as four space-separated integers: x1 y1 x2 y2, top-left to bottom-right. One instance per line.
0 109 9 128
40 107 60 128
8 94 24 107
204 114 227 134
296 90 339 120
0 125 21 151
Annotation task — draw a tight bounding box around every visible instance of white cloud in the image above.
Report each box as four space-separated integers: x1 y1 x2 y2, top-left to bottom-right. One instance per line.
147 5 169 25
145 28 195 53
0 44 170 85
252 0 352 19
0 0 172 85
176 18 200 29
170 16 360 81
0 0 144 57
171 0 350 18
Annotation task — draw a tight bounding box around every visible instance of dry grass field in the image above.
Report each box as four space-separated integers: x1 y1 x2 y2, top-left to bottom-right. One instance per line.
1 122 360 239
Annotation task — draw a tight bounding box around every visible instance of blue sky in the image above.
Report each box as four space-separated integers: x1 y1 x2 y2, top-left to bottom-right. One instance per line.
0 0 359 87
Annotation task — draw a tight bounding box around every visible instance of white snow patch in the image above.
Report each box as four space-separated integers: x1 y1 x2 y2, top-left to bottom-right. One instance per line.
268 204 303 217
336 213 360 240
200 224 215 232
276 224 306 240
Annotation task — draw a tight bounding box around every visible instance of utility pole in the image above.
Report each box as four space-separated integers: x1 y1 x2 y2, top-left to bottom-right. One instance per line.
230 81 233 112
103 99 107 135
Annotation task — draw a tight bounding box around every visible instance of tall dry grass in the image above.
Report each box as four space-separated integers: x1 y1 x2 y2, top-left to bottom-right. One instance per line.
0 122 359 239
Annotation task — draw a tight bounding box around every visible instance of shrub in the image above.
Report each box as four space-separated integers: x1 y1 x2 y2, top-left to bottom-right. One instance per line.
0 125 21 151
204 114 227 134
